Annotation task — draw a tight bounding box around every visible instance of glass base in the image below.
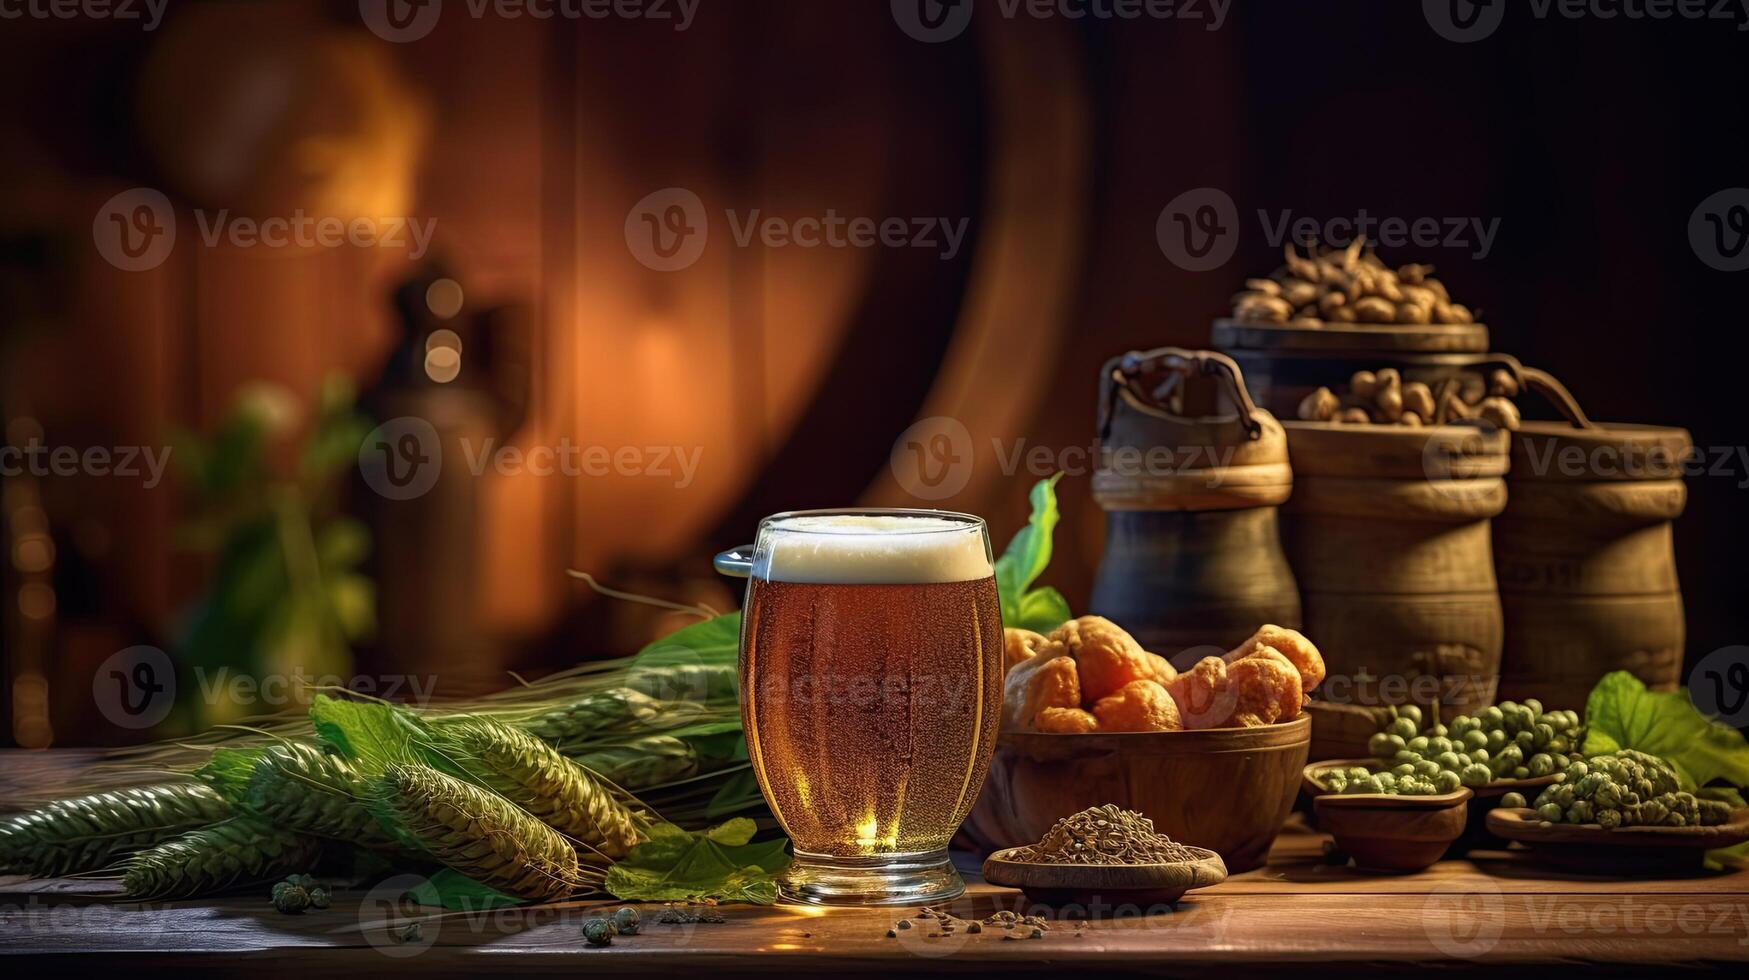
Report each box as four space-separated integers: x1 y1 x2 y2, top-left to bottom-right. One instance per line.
780 848 965 907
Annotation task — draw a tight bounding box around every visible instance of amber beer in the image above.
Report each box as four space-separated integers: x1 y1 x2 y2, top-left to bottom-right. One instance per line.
740 512 1002 905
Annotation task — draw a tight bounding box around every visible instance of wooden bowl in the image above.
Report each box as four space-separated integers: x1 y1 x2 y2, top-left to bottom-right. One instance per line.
1485 806 1749 872
1304 762 1473 873
962 715 1310 874
981 846 1227 909
1455 773 1561 852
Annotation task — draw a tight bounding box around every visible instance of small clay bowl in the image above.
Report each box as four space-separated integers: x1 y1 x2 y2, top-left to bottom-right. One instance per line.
981 846 1228 909
1485 806 1749 872
1304 763 1473 873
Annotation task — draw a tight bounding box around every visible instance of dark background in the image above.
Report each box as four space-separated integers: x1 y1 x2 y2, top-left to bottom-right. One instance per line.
1 0 1744 744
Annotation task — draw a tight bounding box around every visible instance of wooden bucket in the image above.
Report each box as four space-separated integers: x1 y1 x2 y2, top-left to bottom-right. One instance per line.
1089 348 1302 658
1211 317 1494 419
1281 421 1510 760
1493 373 1691 707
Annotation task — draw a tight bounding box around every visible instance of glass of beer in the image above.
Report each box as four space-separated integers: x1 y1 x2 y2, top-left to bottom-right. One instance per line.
718 510 1003 906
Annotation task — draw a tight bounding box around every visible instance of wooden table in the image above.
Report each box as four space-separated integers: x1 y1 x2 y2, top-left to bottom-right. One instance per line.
5 816 1749 977
4 750 1746 974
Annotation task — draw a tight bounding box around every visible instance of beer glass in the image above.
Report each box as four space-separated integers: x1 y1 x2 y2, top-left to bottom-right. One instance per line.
716 510 1003 906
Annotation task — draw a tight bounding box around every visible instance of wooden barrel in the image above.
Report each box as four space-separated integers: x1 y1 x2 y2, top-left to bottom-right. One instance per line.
1089 349 1302 658
1211 318 1494 420
1495 421 1691 707
1281 422 1510 760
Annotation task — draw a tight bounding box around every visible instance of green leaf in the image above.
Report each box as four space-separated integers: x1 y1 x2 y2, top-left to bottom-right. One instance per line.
194 747 269 802
993 475 1071 633
407 869 524 911
631 613 741 667
603 820 789 905
1014 586 1072 635
704 817 756 846
706 768 764 818
309 694 426 777
1583 671 1749 792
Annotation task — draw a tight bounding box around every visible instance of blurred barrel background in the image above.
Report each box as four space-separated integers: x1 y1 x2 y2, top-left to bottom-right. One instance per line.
1 0 1745 745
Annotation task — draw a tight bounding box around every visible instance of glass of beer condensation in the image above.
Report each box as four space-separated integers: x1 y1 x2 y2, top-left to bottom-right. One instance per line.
716 510 1004 906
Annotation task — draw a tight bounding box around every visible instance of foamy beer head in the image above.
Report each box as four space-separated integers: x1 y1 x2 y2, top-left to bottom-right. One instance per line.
752 513 993 584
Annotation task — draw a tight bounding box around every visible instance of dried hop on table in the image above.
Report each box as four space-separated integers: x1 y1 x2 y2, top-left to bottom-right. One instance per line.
583 917 618 947
271 879 312 915
612 906 642 936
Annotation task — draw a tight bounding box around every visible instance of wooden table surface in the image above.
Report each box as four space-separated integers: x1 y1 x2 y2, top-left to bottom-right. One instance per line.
4 757 1749 975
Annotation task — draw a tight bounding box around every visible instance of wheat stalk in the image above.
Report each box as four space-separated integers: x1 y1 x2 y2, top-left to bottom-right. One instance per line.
573 735 700 790
425 717 646 860
375 763 584 903
244 742 407 852
121 816 322 900
514 687 667 743
0 783 233 878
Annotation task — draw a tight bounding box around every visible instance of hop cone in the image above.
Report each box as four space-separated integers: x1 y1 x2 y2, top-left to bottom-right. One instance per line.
517 688 665 743
574 735 699 790
247 742 404 851
375 763 580 903
0 784 232 877
427 717 646 859
121 816 322 900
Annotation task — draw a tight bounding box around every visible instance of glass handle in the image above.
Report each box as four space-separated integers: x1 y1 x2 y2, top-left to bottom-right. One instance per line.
713 545 756 579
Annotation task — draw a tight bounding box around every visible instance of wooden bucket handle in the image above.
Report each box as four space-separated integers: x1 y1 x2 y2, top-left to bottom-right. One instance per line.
1101 347 1268 442
1487 354 1595 429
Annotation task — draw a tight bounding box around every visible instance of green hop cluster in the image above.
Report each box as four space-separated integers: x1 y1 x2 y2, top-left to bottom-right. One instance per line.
1529 750 1733 829
1339 699 1585 796
270 873 330 915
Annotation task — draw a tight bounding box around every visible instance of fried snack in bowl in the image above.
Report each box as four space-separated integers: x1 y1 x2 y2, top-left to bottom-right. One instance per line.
1226 648 1304 727
1004 627 1058 671
1092 679 1183 732
1144 651 1178 686
1050 616 1156 703
1036 707 1100 733
1002 649 1082 731
1166 656 1236 730
1226 624 1325 693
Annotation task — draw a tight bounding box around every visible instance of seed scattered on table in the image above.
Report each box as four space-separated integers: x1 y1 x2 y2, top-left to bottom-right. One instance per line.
655 904 725 925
